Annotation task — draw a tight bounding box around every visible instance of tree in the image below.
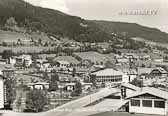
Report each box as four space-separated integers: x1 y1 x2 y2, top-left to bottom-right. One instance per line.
49 74 59 91
90 75 97 87
105 60 116 69
43 72 49 80
72 67 76 77
2 50 14 60
72 81 82 96
38 38 42 45
130 78 143 87
4 76 16 109
6 17 18 27
26 90 48 112
2 42 7 46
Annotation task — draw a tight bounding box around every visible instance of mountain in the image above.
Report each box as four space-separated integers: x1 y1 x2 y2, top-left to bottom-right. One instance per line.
93 20 168 43
0 0 113 42
0 0 167 44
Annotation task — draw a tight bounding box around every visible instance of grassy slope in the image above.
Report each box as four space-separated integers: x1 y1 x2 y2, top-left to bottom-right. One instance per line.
93 20 168 43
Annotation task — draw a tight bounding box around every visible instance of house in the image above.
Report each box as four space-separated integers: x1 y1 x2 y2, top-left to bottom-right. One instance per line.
10 55 32 68
81 82 93 91
16 74 44 85
65 83 75 91
0 75 4 109
56 61 70 69
116 57 129 64
53 56 80 67
121 83 140 98
153 57 164 62
121 69 137 82
92 68 127 87
126 87 168 115
137 54 151 61
27 82 49 90
0 64 15 78
137 67 153 79
123 53 139 61
0 58 7 64
39 62 53 72
149 67 167 78
65 82 93 91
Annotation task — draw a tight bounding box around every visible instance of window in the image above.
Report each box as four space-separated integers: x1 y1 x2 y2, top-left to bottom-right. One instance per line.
142 100 152 107
154 101 165 108
131 99 140 107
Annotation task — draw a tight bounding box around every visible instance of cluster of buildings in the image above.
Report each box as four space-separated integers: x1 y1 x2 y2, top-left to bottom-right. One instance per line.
0 47 168 115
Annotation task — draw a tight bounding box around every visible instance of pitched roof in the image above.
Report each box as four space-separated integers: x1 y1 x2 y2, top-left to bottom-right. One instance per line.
137 67 153 75
126 87 168 100
92 68 123 76
121 83 141 91
152 67 167 74
53 56 80 64
0 64 15 71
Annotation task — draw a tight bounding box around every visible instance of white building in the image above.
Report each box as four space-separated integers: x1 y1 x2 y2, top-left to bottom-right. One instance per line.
92 68 129 87
121 69 137 82
56 61 70 69
10 55 32 67
65 83 75 91
27 82 49 90
0 75 4 109
126 87 168 115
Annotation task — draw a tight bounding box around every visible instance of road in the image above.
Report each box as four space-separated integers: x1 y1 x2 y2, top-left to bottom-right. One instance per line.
40 87 120 116
1 87 120 116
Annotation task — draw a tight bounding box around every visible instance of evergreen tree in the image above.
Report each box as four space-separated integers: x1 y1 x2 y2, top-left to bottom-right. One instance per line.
26 90 48 112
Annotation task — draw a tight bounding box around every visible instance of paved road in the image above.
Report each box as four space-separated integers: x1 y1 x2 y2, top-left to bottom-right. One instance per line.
40 87 120 116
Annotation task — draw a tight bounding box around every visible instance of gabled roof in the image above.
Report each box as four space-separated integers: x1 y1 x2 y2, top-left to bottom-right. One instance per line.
0 64 15 71
53 56 80 64
151 67 167 74
92 68 123 76
121 83 141 91
137 67 153 75
126 87 168 100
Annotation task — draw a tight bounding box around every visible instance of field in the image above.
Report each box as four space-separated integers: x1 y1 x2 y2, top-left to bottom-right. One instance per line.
0 30 53 43
73 52 116 64
0 46 56 53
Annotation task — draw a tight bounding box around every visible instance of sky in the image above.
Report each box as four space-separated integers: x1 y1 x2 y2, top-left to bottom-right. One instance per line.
24 0 168 33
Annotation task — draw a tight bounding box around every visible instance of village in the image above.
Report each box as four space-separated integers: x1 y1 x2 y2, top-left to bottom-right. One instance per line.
0 0 167 115
1 35 168 116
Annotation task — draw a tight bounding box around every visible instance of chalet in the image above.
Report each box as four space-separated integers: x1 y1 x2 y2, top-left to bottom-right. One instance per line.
137 67 153 79
126 87 168 115
0 64 15 78
149 67 167 78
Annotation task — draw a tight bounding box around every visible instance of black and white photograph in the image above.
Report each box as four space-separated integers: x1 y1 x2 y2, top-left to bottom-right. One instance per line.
0 0 168 116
